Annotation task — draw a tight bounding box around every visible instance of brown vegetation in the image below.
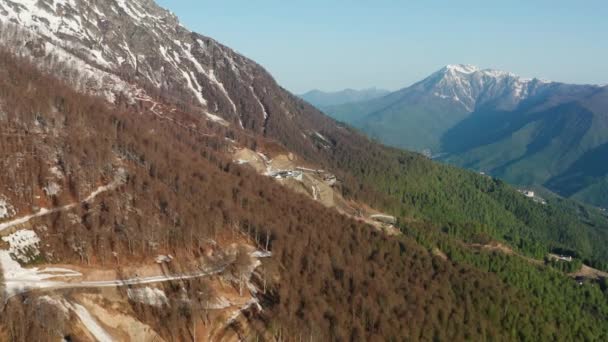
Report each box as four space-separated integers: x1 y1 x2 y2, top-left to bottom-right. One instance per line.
1 45 607 341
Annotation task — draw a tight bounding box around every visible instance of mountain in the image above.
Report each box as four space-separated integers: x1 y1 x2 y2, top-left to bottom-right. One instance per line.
300 87 390 108
325 64 608 207
1 2 608 341
0 0 294 135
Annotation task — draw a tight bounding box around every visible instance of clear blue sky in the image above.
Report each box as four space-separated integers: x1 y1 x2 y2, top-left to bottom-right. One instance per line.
157 0 608 93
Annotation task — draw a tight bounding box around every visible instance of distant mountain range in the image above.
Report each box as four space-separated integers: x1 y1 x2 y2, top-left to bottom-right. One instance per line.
2 1 608 339
300 87 390 108
323 65 608 207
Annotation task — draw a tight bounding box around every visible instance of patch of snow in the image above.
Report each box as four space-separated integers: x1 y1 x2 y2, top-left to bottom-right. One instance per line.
482 68 516 78
2 229 40 263
314 132 330 144
44 181 62 197
36 297 114 342
249 86 268 120
311 185 319 201
88 47 111 68
445 64 479 74
202 69 237 113
0 24 143 104
0 249 82 298
115 0 145 20
433 92 450 100
205 112 229 126
512 80 526 99
120 41 138 68
250 250 272 258
69 302 114 342
49 166 64 179
0 252 225 300
155 254 174 264
172 50 182 63
128 287 168 307
182 42 206 74
180 70 207 106
158 45 172 65
0 196 16 219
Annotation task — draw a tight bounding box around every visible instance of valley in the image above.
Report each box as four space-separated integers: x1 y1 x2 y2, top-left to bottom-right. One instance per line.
0 0 606 340
322 65 608 208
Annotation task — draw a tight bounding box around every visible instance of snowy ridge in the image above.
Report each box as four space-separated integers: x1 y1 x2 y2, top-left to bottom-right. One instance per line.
417 64 554 112
0 0 264 127
444 64 480 74
0 22 143 103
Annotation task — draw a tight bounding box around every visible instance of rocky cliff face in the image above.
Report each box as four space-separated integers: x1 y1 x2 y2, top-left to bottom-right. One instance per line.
0 0 336 143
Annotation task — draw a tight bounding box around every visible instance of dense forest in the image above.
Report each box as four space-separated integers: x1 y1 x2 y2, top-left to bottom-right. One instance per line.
225 80 608 272
310 132 608 271
0 47 607 341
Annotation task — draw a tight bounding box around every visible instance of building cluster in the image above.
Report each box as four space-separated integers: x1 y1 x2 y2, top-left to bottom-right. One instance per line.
518 189 547 205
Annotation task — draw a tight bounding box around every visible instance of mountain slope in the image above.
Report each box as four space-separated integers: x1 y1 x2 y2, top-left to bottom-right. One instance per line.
300 87 390 108
441 85 608 205
325 65 608 206
0 0 312 137
324 64 553 151
2 45 605 341
1 2 608 340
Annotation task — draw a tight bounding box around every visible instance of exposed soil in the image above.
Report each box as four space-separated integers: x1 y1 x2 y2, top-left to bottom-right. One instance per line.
233 148 401 237
570 265 608 280
77 294 164 342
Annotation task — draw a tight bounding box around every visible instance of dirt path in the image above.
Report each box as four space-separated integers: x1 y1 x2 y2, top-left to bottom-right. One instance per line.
0 173 124 234
469 242 543 265
570 264 608 280
469 242 608 280
134 96 215 137
2 258 229 301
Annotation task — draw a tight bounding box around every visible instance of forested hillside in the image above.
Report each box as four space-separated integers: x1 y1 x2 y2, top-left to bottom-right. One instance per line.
299 88 390 108
3 43 606 341
322 65 608 208
0 0 607 340
324 140 608 271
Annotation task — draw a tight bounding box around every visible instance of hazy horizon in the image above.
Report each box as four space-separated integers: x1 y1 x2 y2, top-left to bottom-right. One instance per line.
157 0 608 94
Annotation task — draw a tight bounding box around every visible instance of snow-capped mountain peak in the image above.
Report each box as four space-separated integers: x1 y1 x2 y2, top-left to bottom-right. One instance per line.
443 64 480 74
414 64 550 112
